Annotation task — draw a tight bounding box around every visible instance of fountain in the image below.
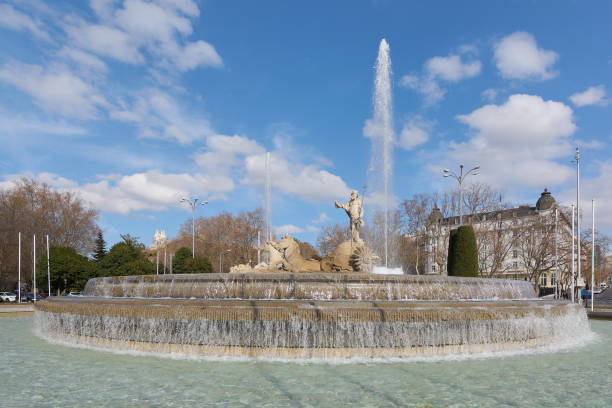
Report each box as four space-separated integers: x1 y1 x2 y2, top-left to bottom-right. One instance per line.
32 40 591 361
33 190 590 360
366 38 394 268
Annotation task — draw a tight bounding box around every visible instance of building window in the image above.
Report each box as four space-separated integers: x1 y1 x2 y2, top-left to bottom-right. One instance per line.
512 262 518 269
513 250 517 258
498 221 503 229
541 227 547 234
498 231 502 237
551 273 557 286
540 275 547 286
513 219 518 225
432 264 437 272
512 230 517 237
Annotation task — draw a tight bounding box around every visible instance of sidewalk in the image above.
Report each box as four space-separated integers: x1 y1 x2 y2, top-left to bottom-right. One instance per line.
0 304 34 317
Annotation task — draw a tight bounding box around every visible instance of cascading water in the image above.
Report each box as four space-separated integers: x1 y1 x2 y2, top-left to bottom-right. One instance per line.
367 39 394 268
34 273 592 360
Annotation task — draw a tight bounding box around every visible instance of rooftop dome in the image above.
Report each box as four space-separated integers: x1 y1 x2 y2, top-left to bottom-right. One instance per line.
427 205 443 225
536 188 556 211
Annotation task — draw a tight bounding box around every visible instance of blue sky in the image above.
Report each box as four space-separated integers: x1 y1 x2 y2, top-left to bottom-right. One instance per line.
1 0 611 248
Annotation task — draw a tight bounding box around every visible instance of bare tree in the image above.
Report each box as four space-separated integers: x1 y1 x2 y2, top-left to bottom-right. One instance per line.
173 208 264 272
515 212 557 293
0 178 99 289
316 223 351 257
400 183 508 275
579 228 611 287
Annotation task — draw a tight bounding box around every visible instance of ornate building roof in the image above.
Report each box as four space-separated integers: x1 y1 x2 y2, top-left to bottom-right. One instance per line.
426 188 557 227
535 188 556 211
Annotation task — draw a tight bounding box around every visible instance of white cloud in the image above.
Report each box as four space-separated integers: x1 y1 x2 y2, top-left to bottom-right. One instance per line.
494 32 558 80
175 40 223 71
59 47 109 73
481 88 498 102
111 88 213 144
3 170 234 214
400 75 446 105
398 116 432 150
0 61 109 119
194 134 265 174
192 131 351 203
559 161 612 229
569 86 608 107
425 55 481 82
274 224 304 235
0 4 50 41
400 52 481 105
243 152 351 202
0 112 85 135
312 213 331 224
67 0 222 72
449 94 577 188
67 22 144 64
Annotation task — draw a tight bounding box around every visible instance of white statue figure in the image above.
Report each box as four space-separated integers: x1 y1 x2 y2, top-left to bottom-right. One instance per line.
335 190 364 243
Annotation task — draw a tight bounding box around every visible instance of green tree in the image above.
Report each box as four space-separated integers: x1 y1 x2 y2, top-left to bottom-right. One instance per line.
185 256 213 274
447 225 478 277
447 228 458 275
93 230 107 263
172 247 192 274
100 235 154 276
36 247 96 293
172 247 212 274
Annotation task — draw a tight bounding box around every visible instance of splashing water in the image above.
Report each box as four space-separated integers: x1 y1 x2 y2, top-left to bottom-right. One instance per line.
367 39 394 268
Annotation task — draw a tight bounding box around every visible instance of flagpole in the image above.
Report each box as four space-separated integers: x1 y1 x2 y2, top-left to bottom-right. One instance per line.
46 234 51 297
571 204 575 303
591 199 595 312
33 234 36 303
18 232 21 303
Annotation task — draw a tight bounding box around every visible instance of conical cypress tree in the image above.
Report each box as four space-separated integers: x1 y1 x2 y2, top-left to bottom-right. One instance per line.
447 228 458 275
93 231 107 263
447 225 478 277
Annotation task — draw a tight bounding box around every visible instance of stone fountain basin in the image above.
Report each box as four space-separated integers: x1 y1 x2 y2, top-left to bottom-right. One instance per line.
34 295 586 359
81 273 537 301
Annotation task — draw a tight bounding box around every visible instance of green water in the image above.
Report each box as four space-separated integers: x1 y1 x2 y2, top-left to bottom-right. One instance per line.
2 317 611 407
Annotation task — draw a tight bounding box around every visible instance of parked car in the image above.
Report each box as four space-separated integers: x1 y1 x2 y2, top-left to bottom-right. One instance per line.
26 293 44 302
0 292 17 302
14 292 28 302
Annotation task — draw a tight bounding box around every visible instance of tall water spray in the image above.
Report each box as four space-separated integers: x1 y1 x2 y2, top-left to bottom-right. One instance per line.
265 152 272 242
368 39 394 268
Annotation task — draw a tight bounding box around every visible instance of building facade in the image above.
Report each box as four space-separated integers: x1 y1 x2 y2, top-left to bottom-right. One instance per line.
424 189 573 290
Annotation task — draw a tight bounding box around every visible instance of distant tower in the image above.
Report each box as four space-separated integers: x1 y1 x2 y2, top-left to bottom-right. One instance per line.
151 230 168 250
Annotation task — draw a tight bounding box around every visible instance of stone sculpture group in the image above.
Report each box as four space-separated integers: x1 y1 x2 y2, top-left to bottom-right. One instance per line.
230 190 377 274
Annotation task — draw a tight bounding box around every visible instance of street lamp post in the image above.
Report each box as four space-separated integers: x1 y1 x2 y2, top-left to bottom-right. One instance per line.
571 204 575 303
575 147 581 283
219 249 231 273
442 164 480 225
591 199 595 312
180 198 208 258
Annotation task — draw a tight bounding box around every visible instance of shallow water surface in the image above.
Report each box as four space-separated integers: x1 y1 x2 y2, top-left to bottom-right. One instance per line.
2 317 611 407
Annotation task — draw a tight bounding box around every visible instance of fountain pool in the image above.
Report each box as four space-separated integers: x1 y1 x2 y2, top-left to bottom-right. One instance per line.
2 317 609 407
33 273 592 360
